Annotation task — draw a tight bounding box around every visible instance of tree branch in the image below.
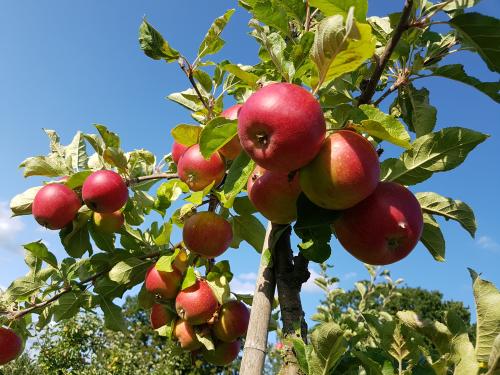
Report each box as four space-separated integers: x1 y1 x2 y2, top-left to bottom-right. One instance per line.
358 0 414 105
177 56 213 118
127 173 178 185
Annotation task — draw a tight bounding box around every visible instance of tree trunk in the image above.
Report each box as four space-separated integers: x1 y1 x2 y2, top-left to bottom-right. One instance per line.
274 226 310 375
240 222 276 375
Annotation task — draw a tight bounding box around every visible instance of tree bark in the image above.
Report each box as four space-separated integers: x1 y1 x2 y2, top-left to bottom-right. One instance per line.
274 226 310 375
240 222 276 375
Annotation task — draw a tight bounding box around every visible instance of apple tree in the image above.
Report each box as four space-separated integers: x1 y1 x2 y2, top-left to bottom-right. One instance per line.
1 0 500 374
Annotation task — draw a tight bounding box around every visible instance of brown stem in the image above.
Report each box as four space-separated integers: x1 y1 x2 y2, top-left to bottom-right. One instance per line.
274 226 310 375
128 173 178 185
358 0 414 105
305 0 311 32
177 56 213 118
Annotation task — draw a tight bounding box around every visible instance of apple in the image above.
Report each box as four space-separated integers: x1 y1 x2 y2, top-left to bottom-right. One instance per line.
213 300 250 342
173 248 189 273
82 170 129 213
144 264 182 300
0 327 23 365
238 82 326 173
172 141 189 165
150 303 174 329
175 279 218 325
219 104 243 160
300 130 380 210
247 166 301 224
32 183 81 230
174 320 202 351
202 340 241 366
93 210 124 233
177 144 225 191
182 212 233 259
333 182 424 265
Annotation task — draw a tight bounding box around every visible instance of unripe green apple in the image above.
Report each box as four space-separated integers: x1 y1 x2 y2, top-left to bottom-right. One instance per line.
182 211 233 259
32 183 81 230
0 327 23 365
93 211 124 233
175 279 219 325
144 264 182 300
177 144 225 191
174 320 202 351
202 340 241 366
247 166 301 224
300 130 380 210
213 300 250 342
334 182 424 265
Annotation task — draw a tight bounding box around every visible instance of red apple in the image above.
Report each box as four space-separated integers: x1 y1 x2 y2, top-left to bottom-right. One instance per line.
213 300 250 342
0 327 23 365
300 130 380 210
238 83 326 173
174 320 202 351
93 210 124 233
144 264 182 300
334 182 424 265
150 303 175 329
182 212 233 259
172 141 189 165
202 340 241 366
82 170 129 213
175 279 218 325
177 144 225 191
32 183 81 230
247 166 301 224
219 104 243 160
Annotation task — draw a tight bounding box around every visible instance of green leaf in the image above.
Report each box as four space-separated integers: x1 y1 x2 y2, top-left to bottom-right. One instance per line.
93 277 126 300
310 322 348 374
108 258 149 285
446 310 480 375
393 84 437 137
181 267 197 290
170 124 201 147
450 12 500 73
154 222 173 246
420 213 445 262
65 170 92 189
138 19 180 61
99 296 127 332
291 338 310 374
167 89 205 112
19 154 69 178
381 127 488 185
193 69 212 93
53 291 85 321
231 214 266 253
431 64 500 103
59 213 92 258
103 147 128 170
487 334 500 375
197 9 235 59
155 249 180 273
155 179 189 212
88 224 116 252
5 275 43 300
442 0 482 14
221 63 259 88
416 192 476 237
10 186 42 216
309 0 368 21
23 241 58 269
196 332 215 351
469 269 500 363
207 275 231 304
233 196 258 215
311 13 375 89
221 152 255 208
249 1 289 34
94 124 120 148
65 131 88 171
355 105 411 148
199 117 238 158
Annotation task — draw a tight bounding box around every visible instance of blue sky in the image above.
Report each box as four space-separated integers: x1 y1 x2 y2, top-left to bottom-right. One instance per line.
0 0 499 335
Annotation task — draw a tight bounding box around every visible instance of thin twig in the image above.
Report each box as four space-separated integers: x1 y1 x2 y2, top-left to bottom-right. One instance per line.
128 173 178 185
358 0 414 105
177 56 213 118
305 0 311 32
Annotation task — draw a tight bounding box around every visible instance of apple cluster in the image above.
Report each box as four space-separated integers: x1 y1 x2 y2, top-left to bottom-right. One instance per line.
144 254 250 366
173 82 423 266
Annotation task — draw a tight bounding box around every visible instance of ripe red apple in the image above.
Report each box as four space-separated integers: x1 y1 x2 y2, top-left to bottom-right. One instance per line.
93 210 124 233
219 104 243 160
144 264 182 300
0 327 23 365
300 130 380 210
213 300 250 343
174 320 202 351
175 279 218 325
150 303 175 329
238 83 326 173
82 170 129 213
247 166 301 224
172 141 189 165
32 183 81 230
177 144 225 191
202 340 241 366
182 212 233 259
334 182 424 265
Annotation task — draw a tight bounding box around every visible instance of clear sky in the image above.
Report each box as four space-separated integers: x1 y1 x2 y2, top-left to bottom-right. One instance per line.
0 0 499 334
